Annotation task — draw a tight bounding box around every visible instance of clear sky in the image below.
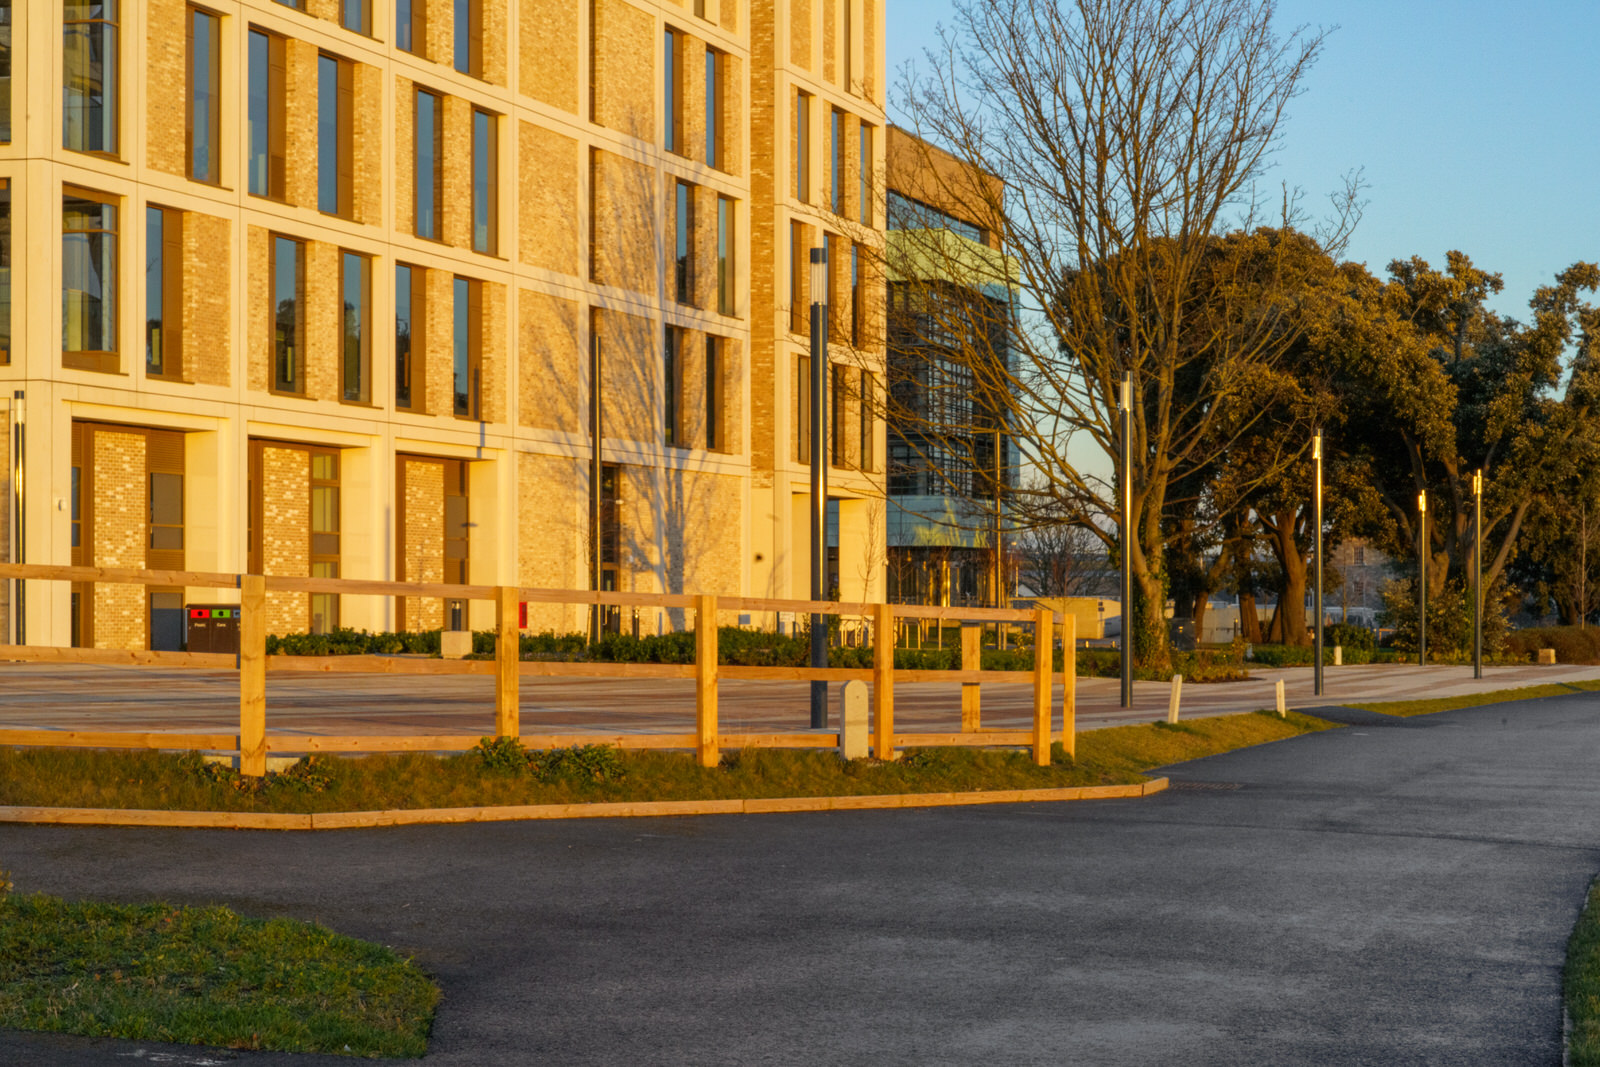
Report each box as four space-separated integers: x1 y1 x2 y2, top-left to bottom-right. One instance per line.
884 0 1600 321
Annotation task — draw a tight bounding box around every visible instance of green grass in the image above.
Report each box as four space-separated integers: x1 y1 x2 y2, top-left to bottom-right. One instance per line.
1348 680 1600 718
0 712 1335 814
1568 879 1600 1065
0 889 438 1057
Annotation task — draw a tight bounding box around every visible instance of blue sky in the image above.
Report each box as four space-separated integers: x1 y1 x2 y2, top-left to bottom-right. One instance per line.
884 0 1600 321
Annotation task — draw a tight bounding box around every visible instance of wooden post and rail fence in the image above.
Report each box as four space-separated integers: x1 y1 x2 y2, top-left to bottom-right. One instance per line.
0 563 1079 775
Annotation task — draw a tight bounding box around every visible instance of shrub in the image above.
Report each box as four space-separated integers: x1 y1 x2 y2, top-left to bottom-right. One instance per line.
1505 626 1600 664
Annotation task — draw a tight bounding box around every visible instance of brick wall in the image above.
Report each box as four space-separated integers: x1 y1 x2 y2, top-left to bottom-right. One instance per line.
354 64 384 226
145 0 186 177
484 0 509 87
591 149 658 295
595 307 656 445
519 289 583 432
592 0 655 141
91 430 147 650
403 459 446 631
424 268 456 415
395 76 415 235
442 95 474 250
426 0 455 70
518 453 583 632
285 39 320 210
520 0 579 112
790 0 812 68
483 281 508 423
183 211 232 386
621 467 742 599
518 122 580 275
247 226 270 393
304 241 340 402
261 445 310 635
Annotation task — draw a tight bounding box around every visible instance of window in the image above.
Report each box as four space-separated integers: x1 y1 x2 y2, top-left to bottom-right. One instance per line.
64 1 118 155
717 196 735 316
0 1 11 143
663 327 681 446
0 179 9 364
395 264 423 410
795 91 810 201
248 30 287 199
831 364 849 468
273 0 305 9
850 243 861 345
794 356 812 463
453 276 481 418
472 108 498 254
859 125 873 225
149 471 184 551
705 48 722 168
317 54 354 217
63 189 118 369
310 449 340 633
705 336 721 452
844 0 853 90
859 371 875 472
674 181 693 304
186 7 220 183
341 252 370 403
831 109 844 214
342 0 370 35
415 89 441 239
454 0 482 77
827 233 843 338
146 206 183 379
271 235 305 393
888 191 983 243
444 460 470 586
397 0 424 53
789 220 804 332
664 28 683 153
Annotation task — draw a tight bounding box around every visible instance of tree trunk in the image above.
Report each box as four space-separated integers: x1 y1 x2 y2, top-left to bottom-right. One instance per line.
1133 566 1170 671
1240 594 1262 644
1193 595 1210 643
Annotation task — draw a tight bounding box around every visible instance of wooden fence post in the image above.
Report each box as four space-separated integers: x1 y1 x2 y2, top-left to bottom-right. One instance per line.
695 594 719 768
960 623 981 731
495 586 520 739
239 574 267 777
1061 613 1076 761
873 601 896 760
1032 607 1052 766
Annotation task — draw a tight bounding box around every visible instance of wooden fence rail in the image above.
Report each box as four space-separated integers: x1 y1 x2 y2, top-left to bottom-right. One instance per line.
0 564 1078 775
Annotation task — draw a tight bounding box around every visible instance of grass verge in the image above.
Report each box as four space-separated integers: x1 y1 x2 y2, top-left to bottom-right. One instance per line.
1348 680 1600 718
1568 879 1600 1065
0 711 1335 814
0 887 438 1057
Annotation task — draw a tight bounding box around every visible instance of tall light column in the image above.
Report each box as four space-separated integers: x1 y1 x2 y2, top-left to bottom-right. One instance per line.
589 338 603 643
1417 490 1428 667
1313 431 1324 697
1473 470 1483 680
809 247 829 729
11 389 23 646
1119 373 1133 709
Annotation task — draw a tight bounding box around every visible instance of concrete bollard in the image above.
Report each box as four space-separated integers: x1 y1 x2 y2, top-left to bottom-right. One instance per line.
839 680 869 760
1539 648 1557 665
1167 674 1183 724
1275 678 1287 718
440 630 473 659
1333 645 1342 667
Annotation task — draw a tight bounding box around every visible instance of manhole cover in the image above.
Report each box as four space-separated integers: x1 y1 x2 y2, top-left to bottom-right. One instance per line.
1167 780 1242 791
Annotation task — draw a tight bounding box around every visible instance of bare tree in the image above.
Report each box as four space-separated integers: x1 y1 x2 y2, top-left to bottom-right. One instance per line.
894 0 1357 667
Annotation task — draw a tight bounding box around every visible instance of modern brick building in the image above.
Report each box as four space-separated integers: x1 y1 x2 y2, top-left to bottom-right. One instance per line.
0 0 886 648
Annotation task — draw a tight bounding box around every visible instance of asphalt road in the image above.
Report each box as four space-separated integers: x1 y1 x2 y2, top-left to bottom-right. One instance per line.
6 693 1600 1065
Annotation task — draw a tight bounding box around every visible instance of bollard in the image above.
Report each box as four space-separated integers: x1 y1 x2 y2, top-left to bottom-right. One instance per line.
839 680 869 760
1275 678 1286 718
1333 645 1342 667
1167 674 1182 724
960 623 981 731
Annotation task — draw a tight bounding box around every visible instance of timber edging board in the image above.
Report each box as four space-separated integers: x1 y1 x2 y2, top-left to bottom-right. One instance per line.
0 779 1168 830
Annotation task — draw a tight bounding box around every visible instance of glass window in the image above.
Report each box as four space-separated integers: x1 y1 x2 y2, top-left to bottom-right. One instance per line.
63 190 118 362
675 181 693 305
342 0 370 35
0 0 11 144
717 197 734 316
395 264 420 410
705 48 721 168
397 0 424 53
0 179 9 365
850 243 861 345
831 109 843 214
146 206 183 378
309 449 340 634
789 220 803 332
887 191 983 243
187 7 220 183
272 235 304 393
64 1 119 155
705 336 720 452
453 276 480 418
472 109 498 254
831 364 848 468
663 327 680 447
415 89 441 239
248 30 286 199
795 92 809 201
454 0 480 76
273 0 305 9
664 29 678 152
317 54 353 217
341 252 370 403
859 371 876 472
860 125 872 225
794 355 811 463
149 471 184 551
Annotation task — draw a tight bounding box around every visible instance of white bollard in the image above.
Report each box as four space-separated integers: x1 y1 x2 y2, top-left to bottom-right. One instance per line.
838 680 869 760
1333 645 1343 667
1275 678 1287 718
1167 674 1183 724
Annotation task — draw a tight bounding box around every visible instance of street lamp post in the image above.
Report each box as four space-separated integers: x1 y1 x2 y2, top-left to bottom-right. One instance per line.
809 247 829 729
1417 489 1427 667
1119 373 1133 709
1473 470 1483 680
1313 431 1324 697
589 339 603 644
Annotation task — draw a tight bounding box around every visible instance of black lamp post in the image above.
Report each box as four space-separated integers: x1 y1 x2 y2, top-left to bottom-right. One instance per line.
809 247 829 729
1119 372 1133 709
1313 430 1323 697
1417 490 1427 667
1473 470 1483 680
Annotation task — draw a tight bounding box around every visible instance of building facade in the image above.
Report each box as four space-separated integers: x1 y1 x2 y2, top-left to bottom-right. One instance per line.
0 0 885 648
